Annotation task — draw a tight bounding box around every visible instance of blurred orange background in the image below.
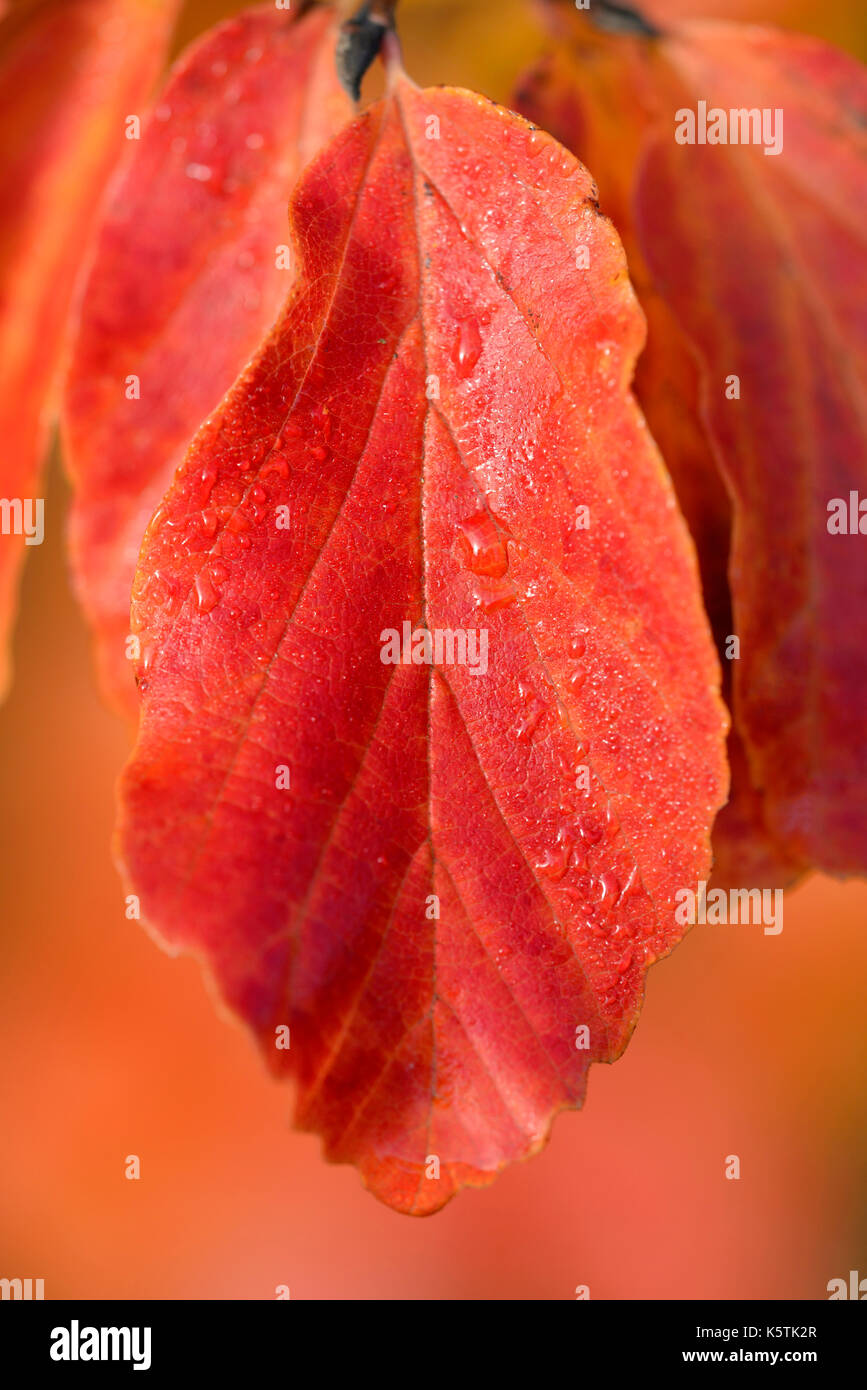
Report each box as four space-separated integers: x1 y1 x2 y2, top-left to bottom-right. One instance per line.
1 0 865 1300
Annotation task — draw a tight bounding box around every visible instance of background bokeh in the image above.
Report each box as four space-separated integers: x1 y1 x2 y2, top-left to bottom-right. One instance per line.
1 0 865 1300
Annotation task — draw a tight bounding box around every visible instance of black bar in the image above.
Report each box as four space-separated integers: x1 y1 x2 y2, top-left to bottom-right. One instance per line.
0 1299 863 1374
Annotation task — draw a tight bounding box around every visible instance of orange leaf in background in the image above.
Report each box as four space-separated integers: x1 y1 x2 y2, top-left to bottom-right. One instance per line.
516 7 867 881
637 0 867 58
63 3 351 719
0 0 178 703
117 70 728 1213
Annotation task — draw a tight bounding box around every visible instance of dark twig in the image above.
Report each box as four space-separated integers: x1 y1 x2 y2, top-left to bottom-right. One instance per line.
589 1 662 39
336 1 398 101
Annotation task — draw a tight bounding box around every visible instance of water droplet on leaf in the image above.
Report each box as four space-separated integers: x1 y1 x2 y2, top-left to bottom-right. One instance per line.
458 511 508 577
453 317 482 378
195 572 219 614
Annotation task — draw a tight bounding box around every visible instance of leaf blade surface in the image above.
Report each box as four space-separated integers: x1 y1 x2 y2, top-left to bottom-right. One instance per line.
119 80 728 1212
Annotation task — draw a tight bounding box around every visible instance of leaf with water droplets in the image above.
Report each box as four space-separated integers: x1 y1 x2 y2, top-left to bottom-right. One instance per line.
0 0 179 704
516 7 867 881
63 2 351 717
118 74 728 1213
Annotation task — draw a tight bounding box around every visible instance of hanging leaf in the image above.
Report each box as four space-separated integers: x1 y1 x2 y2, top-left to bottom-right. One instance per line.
0 0 179 702
516 6 867 880
117 70 728 1212
63 3 352 717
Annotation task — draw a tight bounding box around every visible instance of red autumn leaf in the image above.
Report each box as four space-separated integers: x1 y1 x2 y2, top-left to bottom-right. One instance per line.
117 68 728 1213
0 0 178 702
62 2 351 718
516 7 867 881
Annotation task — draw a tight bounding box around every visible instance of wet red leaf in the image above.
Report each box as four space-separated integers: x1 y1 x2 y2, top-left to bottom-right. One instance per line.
117 72 728 1212
516 8 867 880
0 0 178 701
63 3 351 718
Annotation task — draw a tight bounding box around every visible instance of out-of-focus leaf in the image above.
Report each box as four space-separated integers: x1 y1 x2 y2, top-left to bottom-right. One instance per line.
63 3 351 717
517 7 867 880
0 0 178 702
636 0 867 59
117 74 727 1212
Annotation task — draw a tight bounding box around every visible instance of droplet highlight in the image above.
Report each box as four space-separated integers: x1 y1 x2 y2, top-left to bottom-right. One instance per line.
453 317 482 378
458 511 508 578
